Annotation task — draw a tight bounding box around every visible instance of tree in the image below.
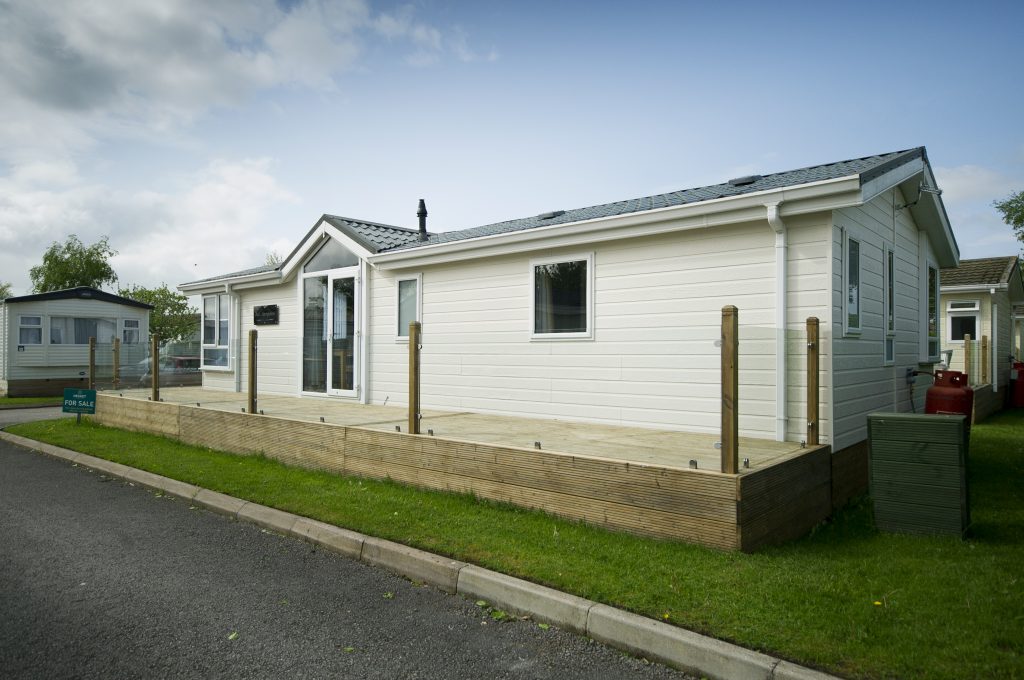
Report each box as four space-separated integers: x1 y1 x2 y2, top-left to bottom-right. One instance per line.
265 250 283 267
118 283 197 343
29 235 118 292
994 190 1024 248
0 281 11 299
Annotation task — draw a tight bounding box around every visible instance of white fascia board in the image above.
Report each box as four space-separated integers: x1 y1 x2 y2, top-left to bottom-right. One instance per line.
278 219 375 281
941 284 1006 293
369 175 861 270
178 271 280 295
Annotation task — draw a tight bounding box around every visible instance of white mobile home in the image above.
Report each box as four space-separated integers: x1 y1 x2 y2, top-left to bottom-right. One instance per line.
940 255 1024 418
179 147 959 462
0 287 152 397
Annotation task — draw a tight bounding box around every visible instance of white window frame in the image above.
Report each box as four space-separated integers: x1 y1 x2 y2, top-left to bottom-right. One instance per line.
530 252 594 340
843 232 861 336
201 293 232 371
883 247 895 365
921 262 940 363
395 273 422 342
946 300 980 344
18 315 42 345
122 318 141 345
48 316 118 345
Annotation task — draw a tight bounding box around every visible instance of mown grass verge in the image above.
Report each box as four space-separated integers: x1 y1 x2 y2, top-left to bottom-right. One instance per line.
7 411 1024 679
0 396 62 408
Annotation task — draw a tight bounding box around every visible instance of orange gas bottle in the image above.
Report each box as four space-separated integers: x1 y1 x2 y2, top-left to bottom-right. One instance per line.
925 370 975 417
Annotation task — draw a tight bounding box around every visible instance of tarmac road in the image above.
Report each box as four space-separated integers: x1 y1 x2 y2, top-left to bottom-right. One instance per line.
0 405 73 428
0 435 693 679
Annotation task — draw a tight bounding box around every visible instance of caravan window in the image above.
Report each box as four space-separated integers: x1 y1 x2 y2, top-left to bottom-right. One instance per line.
49 317 117 344
18 316 42 345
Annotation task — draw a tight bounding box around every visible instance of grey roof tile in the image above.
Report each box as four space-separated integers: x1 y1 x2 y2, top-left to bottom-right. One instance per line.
383 148 926 253
323 215 422 252
941 256 1019 287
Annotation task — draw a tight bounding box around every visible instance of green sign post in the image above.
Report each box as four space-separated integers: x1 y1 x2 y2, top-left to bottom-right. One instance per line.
63 388 97 424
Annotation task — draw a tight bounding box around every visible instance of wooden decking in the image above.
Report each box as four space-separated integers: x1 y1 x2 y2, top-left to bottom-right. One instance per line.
110 386 807 473
95 387 833 551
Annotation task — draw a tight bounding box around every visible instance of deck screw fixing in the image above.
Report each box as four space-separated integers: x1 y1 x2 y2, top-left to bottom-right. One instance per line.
395 425 401 432
800 440 806 448
743 458 750 468
259 409 264 415
428 429 434 436
320 416 325 423
534 441 541 449
689 459 698 469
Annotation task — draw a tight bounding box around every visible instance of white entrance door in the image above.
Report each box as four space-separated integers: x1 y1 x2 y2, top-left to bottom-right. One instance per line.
301 269 358 397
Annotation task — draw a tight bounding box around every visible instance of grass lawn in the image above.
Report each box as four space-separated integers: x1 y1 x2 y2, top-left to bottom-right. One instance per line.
0 396 63 408
7 411 1024 679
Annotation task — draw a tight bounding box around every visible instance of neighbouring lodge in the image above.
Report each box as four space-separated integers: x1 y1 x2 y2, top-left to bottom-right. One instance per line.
0 287 152 397
179 147 960 466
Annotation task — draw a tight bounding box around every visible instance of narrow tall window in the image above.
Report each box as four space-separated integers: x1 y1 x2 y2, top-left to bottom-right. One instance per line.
884 248 895 364
927 266 939 360
532 255 592 337
845 236 861 333
201 293 230 368
396 276 420 339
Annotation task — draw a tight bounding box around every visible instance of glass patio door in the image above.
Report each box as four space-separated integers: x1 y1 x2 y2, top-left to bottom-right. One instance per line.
302 271 357 397
328 276 355 395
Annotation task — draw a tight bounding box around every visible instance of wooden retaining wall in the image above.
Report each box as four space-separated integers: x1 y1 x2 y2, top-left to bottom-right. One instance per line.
94 394 832 552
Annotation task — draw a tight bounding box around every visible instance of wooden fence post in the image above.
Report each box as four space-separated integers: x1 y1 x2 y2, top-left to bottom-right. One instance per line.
981 335 989 384
806 317 820 446
112 338 121 390
408 321 421 434
964 334 972 384
248 329 258 415
151 334 160 402
721 306 738 474
88 337 96 390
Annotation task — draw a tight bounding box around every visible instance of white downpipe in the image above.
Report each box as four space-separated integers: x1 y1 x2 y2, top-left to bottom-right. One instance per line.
766 202 787 442
992 291 998 394
359 261 370 404
227 283 242 393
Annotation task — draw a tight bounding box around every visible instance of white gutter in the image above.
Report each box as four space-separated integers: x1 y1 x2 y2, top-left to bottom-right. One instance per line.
766 202 788 443
370 175 862 269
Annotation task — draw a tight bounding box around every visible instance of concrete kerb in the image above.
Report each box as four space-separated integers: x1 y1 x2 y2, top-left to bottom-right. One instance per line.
0 431 841 680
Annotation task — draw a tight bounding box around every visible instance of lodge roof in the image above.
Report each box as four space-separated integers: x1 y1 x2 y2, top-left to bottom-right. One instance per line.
941 256 1020 287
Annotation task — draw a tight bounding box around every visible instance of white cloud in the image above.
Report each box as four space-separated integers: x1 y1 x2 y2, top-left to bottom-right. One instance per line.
933 164 1018 203
0 158 298 294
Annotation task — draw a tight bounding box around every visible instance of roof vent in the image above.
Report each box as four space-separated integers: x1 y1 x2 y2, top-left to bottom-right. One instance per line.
728 175 762 187
537 210 565 220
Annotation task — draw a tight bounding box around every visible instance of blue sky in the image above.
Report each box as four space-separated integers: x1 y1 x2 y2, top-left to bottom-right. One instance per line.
1 0 1021 295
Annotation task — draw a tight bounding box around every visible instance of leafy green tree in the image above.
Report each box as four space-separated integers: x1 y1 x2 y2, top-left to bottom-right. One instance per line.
117 283 197 343
0 281 12 299
29 235 118 292
995 190 1024 250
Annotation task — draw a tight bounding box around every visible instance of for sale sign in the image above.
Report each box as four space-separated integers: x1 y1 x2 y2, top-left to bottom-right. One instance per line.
63 388 97 415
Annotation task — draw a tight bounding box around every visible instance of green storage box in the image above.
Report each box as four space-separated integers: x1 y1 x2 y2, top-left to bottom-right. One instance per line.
867 413 970 537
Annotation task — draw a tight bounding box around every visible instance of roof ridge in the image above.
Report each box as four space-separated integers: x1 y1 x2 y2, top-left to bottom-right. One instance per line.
324 214 419 234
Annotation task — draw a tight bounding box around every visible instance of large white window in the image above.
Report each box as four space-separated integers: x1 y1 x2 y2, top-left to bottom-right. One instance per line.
844 234 861 334
531 254 593 339
202 294 231 368
396 275 421 340
946 300 980 343
50 317 117 344
18 316 42 345
883 247 895 364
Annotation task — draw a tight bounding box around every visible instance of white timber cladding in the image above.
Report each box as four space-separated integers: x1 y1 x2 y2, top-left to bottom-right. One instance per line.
0 303 7 380
369 216 834 441
234 286 300 396
0 298 150 381
831 188 934 451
